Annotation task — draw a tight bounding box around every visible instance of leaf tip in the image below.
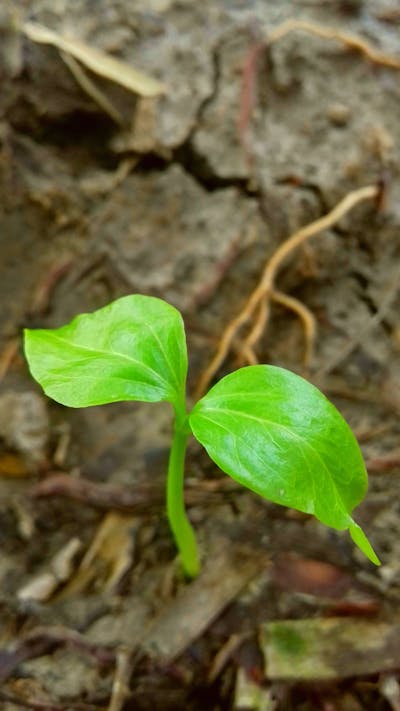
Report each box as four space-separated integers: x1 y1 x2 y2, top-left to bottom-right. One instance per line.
349 521 380 566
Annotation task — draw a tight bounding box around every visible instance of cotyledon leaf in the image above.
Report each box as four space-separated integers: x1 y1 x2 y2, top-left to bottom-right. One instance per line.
24 295 187 407
190 365 379 564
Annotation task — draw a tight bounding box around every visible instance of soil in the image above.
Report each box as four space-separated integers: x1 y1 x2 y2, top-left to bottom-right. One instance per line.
1 1 400 709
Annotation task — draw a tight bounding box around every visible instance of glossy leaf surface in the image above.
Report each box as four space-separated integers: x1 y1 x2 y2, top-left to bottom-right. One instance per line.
24 295 187 407
190 365 379 564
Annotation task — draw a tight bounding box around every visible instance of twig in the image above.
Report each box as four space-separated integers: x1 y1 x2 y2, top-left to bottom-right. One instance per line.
322 381 395 408
267 19 400 70
30 473 241 512
194 185 378 399
60 51 123 125
355 422 392 443
0 338 19 382
30 258 74 316
207 633 247 684
374 9 400 24
0 626 115 684
367 452 400 474
108 646 133 711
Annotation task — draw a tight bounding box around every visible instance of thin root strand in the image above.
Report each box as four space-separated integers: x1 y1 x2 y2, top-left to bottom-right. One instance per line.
194 185 379 399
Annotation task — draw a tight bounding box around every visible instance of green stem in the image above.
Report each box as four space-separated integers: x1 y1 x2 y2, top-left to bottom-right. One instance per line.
167 412 200 578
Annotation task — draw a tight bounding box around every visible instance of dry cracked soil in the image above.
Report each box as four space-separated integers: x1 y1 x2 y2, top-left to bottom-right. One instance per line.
1 1 400 709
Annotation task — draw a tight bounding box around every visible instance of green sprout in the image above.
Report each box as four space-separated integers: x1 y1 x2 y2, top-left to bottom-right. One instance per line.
24 294 380 577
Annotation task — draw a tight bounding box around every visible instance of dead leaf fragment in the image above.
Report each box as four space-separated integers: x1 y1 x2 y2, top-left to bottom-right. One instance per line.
59 512 138 598
115 97 160 153
260 617 400 680
22 21 165 97
17 537 82 602
272 554 351 597
234 668 276 711
380 675 400 711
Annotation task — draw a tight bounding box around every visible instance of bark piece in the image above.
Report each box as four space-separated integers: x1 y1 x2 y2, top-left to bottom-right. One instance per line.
142 543 266 663
0 391 48 468
260 617 400 680
234 668 275 711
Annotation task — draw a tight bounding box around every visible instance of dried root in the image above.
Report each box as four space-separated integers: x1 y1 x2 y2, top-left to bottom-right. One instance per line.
194 185 379 399
267 19 400 70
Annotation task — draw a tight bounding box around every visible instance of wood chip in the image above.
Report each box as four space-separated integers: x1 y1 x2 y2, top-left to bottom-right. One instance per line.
17 537 82 602
234 668 276 711
142 542 266 663
59 512 138 598
260 617 400 680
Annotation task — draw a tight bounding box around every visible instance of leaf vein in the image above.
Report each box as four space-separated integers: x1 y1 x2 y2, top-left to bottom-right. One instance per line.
198 406 348 515
47 333 170 391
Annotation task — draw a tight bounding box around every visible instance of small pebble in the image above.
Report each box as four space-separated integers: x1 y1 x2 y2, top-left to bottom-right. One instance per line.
327 103 351 127
0 390 49 467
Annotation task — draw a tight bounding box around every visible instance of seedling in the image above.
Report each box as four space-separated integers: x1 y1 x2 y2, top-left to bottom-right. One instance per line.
24 295 380 577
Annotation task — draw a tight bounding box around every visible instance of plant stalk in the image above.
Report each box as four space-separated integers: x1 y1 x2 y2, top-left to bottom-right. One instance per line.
167 415 200 578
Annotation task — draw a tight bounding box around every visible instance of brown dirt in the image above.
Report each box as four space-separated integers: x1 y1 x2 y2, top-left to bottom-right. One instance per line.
1 1 400 709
